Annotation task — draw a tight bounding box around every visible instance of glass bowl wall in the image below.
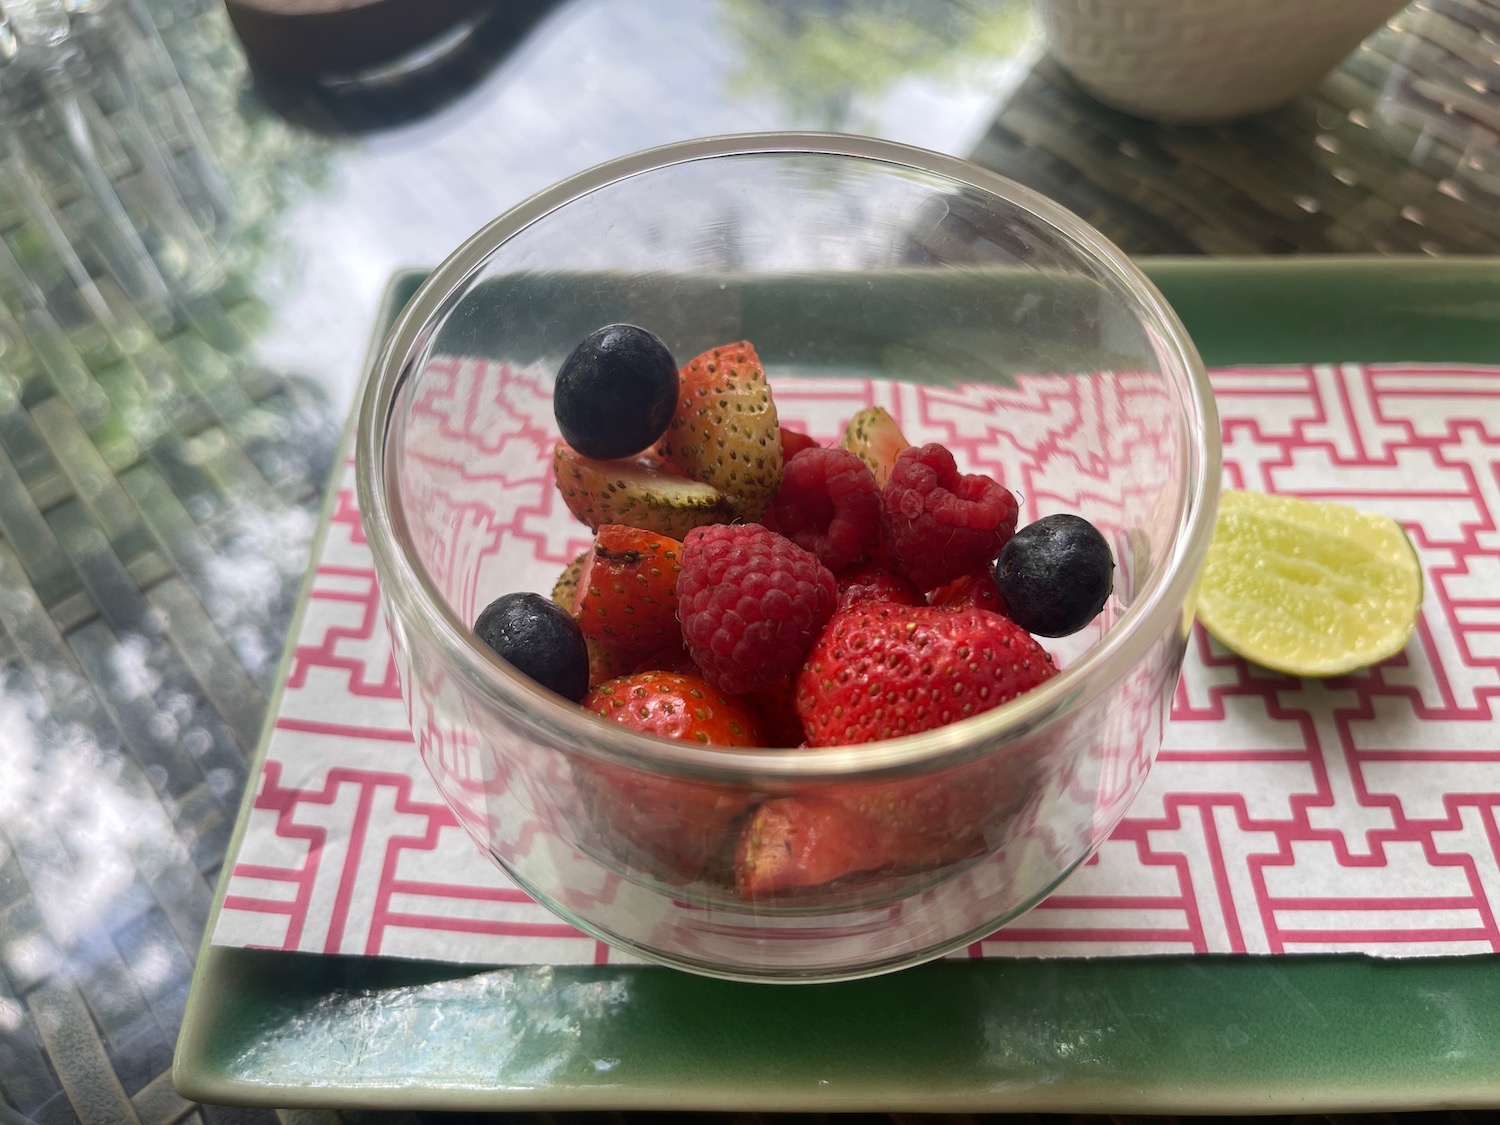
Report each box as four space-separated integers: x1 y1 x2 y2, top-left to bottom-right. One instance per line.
355 133 1219 982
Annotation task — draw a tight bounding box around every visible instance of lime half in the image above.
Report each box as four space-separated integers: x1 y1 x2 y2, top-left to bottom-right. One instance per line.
1195 490 1423 677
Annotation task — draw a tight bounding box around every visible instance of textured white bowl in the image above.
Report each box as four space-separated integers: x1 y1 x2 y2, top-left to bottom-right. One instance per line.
1036 0 1407 124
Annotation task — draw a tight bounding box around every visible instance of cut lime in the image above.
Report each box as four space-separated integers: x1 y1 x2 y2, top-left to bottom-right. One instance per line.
1195 490 1423 677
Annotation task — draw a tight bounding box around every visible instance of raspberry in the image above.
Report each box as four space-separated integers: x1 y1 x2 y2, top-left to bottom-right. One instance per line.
880 443 1018 591
771 447 880 570
677 524 838 695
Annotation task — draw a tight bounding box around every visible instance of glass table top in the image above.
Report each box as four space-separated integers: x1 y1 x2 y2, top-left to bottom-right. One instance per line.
0 0 1496 1122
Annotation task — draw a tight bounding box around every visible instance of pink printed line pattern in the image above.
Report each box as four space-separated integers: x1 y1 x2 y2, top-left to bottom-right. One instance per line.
212 361 1500 966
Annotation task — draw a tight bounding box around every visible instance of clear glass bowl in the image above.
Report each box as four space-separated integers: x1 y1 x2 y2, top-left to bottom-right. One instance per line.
354 132 1220 982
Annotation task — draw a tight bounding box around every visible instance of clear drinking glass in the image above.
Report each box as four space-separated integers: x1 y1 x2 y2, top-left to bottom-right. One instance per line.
356 133 1220 982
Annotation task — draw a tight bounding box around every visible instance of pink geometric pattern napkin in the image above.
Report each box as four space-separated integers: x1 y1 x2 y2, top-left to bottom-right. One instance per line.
210 362 1500 965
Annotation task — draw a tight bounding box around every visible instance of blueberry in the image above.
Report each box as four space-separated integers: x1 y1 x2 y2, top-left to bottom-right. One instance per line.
554 324 678 460
473 592 590 702
994 514 1115 638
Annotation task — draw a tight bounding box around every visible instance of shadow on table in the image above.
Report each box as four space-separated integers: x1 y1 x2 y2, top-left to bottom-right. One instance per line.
242 0 567 136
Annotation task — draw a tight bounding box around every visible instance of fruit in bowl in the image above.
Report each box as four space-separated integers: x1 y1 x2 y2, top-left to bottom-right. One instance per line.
471 324 1120 903
356 133 1219 980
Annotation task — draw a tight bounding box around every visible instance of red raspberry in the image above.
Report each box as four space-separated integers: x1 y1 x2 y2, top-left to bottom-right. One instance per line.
880 444 1018 591
677 524 838 695
771 447 880 571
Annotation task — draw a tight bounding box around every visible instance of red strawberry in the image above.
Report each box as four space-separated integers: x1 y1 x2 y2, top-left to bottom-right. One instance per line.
553 442 732 537
574 762 754 882
821 756 1034 871
586 636 639 688
573 525 683 652
630 646 699 676
736 759 1041 894
576 670 762 880
549 550 590 611
839 406 910 488
835 561 924 609
740 678 806 748
796 602 1056 747
735 798 887 897
929 567 1005 613
779 426 820 460
584 670 763 746
656 341 782 520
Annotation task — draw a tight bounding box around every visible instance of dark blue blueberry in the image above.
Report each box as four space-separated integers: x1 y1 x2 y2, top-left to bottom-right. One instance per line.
554 324 678 460
995 514 1115 638
474 592 589 702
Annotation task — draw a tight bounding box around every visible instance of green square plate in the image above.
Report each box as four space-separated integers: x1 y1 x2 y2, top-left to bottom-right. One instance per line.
174 257 1500 1114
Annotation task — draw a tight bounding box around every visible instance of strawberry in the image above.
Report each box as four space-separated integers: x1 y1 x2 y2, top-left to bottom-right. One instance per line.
656 341 782 521
736 759 1041 894
574 761 755 882
735 798 887 897
740 677 806 748
839 406 910 488
576 669 762 881
586 636 639 688
550 550 589 611
551 546 666 693
820 756 1033 871
779 426 820 460
796 602 1056 747
835 561 924 609
553 442 732 537
583 670 763 746
573 526 683 652
792 599 1051 873
630 645 699 676
929 567 1005 614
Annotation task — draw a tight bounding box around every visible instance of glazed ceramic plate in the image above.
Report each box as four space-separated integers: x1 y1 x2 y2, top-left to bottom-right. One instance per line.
174 258 1500 1114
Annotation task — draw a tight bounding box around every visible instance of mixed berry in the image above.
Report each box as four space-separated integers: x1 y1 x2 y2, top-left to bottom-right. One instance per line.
471 324 1116 898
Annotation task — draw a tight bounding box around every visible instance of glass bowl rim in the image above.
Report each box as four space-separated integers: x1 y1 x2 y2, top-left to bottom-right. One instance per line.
354 130 1221 780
